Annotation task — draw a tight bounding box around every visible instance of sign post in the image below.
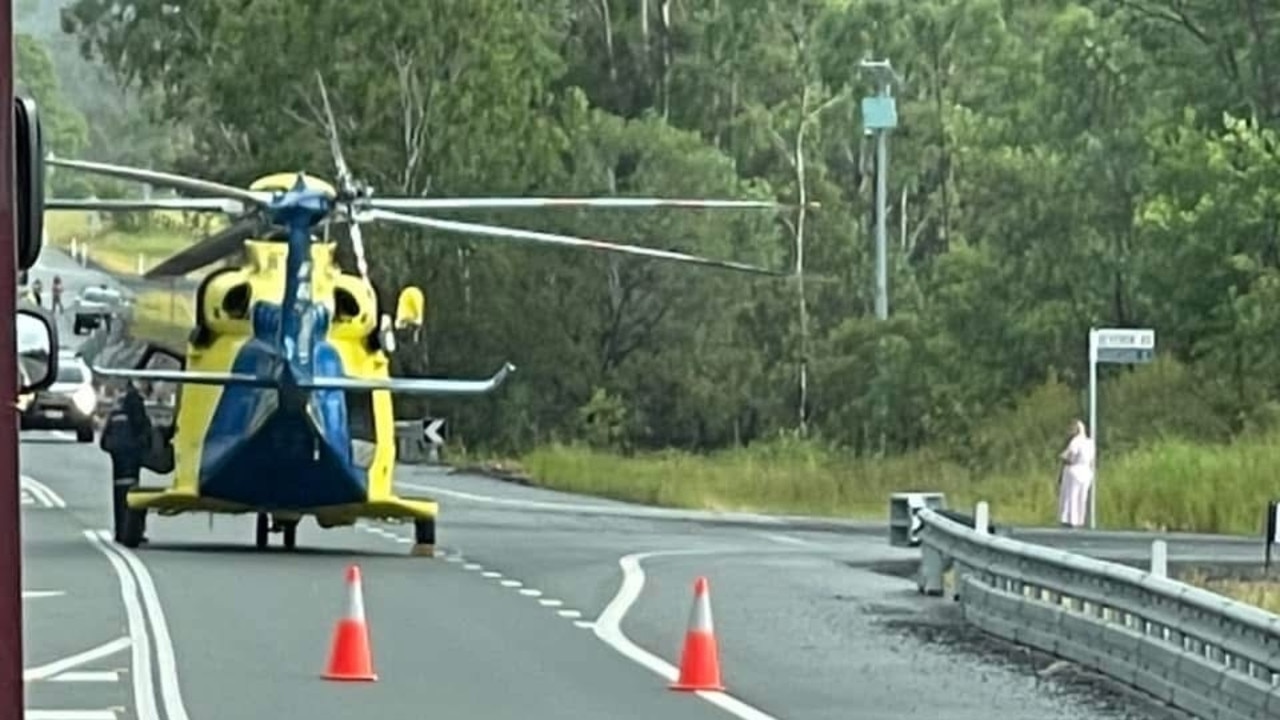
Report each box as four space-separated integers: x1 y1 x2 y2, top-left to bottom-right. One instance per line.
421 417 446 464
1266 501 1280 572
1087 327 1156 529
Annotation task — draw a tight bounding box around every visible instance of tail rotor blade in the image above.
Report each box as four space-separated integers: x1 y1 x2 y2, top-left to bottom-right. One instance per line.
362 208 783 276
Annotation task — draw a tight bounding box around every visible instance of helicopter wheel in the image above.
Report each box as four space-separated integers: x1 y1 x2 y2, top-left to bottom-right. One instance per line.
255 512 270 550
281 520 298 550
411 518 435 557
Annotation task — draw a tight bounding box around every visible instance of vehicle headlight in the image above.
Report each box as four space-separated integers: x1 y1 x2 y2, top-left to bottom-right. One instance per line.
72 386 96 415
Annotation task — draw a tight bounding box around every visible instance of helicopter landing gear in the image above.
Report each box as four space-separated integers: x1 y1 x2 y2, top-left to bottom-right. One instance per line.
255 512 269 549
120 508 147 549
280 519 298 550
411 518 435 557
255 512 300 550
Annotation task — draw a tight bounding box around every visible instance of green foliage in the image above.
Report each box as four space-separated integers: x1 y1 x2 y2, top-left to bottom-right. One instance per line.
50 0 1280 532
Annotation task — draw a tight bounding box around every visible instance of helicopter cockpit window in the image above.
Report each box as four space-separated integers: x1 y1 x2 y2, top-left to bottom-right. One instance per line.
222 283 251 319
334 288 361 322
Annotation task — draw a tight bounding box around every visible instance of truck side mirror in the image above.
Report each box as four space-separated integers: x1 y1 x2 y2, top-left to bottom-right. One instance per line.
15 96 45 271
16 306 57 394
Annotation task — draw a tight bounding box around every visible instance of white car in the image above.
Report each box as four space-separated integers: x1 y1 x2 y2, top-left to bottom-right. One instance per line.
20 352 97 442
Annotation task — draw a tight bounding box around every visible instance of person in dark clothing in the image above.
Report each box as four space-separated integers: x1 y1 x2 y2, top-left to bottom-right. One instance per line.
99 380 153 543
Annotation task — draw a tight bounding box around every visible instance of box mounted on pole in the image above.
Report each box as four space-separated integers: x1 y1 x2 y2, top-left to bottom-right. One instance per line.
1087 327 1157 529
858 59 900 322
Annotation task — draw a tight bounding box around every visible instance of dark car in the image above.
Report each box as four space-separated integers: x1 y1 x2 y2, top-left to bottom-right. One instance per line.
21 352 97 442
72 285 130 335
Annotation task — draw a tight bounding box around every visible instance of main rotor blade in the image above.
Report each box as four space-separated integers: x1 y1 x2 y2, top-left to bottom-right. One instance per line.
368 197 798 212
45 197 247 214
143 216 266 279
362 208 785 276
47 156 272 207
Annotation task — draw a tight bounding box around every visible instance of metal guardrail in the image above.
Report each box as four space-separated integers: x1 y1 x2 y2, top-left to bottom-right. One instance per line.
916 506 1280 720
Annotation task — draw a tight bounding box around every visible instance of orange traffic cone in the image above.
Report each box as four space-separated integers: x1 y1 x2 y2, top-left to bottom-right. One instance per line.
322 565 378 681
670 576 725 692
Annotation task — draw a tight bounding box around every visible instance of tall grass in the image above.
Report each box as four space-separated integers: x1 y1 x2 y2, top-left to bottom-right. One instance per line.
479 357 1280 536
44 209 215 278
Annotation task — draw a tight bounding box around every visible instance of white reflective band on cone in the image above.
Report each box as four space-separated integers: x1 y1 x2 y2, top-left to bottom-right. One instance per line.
347 575 366 621
688 587 714 633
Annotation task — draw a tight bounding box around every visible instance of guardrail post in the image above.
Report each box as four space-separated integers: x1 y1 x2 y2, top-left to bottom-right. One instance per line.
974 501 990 535
918 544 946 596
1150 539 1167 578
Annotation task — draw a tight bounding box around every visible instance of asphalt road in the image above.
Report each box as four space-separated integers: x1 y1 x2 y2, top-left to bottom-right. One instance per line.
21 426 1203 720
26 245 136 342
16 242 1240 718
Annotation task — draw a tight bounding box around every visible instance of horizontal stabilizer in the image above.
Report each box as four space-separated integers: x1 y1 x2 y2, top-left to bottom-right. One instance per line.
297 363 516 396
90 366 277 388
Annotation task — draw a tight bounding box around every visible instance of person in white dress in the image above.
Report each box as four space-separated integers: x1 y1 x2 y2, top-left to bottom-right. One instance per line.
1057 420 1095 528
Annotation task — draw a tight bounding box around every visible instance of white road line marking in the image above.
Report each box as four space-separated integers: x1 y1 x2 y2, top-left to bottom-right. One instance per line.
499 579 521 588
23 590 66 599
50 671 120 683
462 563 482 571
557 609 582 619
24 637 130 681
518 588 542 597
757 532 814 547
20 476 63 509
481 571 502 578
595 551 780 720
25 711 118 719
539 598 564 607
82 531 159 720
444 555 463 563
393 537 412 544
93 530 191 720
573 621 595 630
400 481 788 526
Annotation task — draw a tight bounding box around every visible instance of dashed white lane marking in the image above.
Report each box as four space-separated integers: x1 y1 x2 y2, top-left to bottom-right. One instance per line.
351 522 603 634
23 590 66 599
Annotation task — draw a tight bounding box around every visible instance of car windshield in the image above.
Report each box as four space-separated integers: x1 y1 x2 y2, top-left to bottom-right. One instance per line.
82 288 117 303
55 362 86 384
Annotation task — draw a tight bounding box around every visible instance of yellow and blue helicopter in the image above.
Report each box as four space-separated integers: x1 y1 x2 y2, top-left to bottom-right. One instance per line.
45 88 788 555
